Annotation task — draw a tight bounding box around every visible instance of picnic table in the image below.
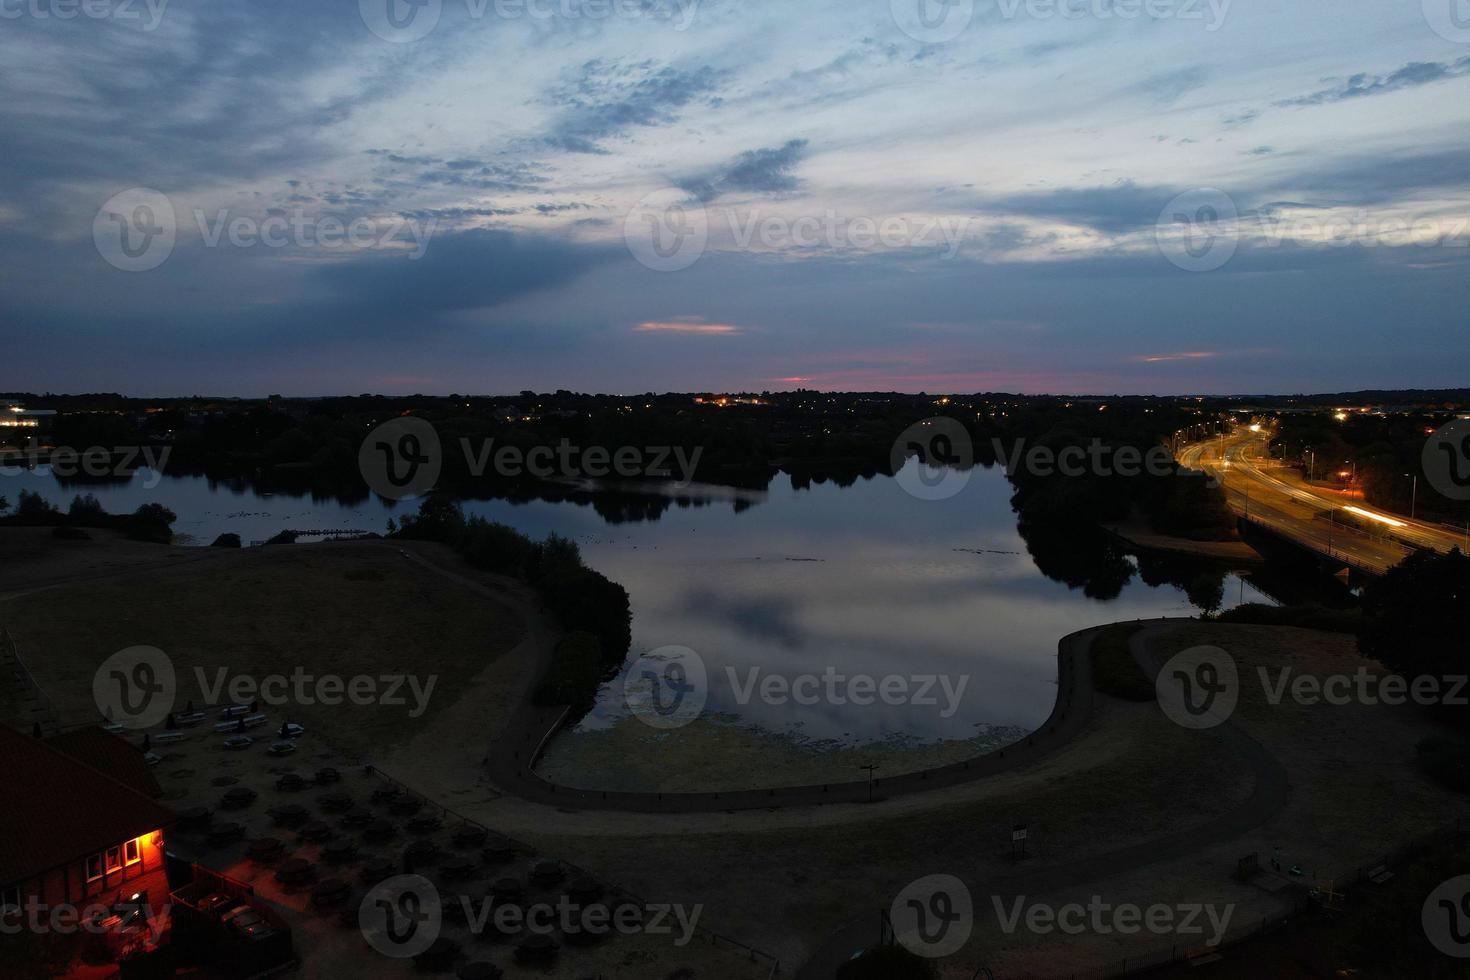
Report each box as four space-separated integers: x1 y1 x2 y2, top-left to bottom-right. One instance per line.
248 838 284 862
320 792 354 813
270 804 309 828
360 858 395 884
206 822 245 847
311 878 350 907
220 787 258 809
298 821 333 843
363 820 396 842
275 857 315 885
515 933 557 965
323 840 359 864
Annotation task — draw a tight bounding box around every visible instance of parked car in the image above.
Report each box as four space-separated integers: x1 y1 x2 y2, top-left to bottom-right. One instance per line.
221 905 277 940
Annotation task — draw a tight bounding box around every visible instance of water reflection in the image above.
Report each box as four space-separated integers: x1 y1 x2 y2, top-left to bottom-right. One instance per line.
5 460 1272 743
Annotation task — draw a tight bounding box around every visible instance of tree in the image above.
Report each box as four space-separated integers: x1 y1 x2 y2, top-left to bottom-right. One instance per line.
1359 549 1470 724
1187 571 1226 618
126 502 177 543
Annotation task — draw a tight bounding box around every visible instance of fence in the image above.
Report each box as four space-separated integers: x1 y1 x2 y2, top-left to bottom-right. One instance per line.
1 622 60 735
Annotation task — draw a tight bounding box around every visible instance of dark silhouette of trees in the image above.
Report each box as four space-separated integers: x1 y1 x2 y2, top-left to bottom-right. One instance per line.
1359 549 1470 726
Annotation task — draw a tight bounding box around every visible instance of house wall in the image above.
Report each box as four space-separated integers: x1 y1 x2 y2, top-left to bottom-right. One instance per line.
5 830 168 911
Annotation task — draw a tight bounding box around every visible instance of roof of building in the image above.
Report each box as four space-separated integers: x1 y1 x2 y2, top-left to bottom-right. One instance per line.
0 725 175 886
46 727 164 799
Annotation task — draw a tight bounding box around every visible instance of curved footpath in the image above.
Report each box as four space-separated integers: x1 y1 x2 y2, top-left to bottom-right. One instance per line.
393 548 1292 977
483 624 1100 814
794 620 1291 979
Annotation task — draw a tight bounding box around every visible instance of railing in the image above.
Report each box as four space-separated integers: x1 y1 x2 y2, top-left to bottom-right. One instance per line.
1 623 60 735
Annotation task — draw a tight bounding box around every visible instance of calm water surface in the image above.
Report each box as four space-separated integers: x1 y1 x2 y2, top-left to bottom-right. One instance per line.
5 463 1270 745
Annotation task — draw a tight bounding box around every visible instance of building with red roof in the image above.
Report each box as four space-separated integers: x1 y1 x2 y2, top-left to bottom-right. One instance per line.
0 724 174 914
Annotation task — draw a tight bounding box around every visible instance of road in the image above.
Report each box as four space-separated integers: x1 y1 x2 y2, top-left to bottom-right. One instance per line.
1178 428 1469 575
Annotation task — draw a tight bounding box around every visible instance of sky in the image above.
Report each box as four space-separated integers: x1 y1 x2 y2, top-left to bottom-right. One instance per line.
2 0 1468 396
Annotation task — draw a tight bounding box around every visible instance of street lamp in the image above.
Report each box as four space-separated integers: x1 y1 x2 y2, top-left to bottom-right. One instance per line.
1403 473 1418 520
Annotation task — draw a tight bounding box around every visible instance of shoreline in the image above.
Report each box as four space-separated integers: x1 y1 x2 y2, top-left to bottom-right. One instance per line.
484 618 1104 812
1103 519 1266 565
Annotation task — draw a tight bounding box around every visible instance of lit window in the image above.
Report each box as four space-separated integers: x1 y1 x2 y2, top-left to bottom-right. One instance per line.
106 847 122 872
125 840 141 866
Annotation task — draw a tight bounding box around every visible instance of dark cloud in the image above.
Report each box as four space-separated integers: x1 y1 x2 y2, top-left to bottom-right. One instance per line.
682 139 810 202
312 228 616 316
1281 149 1470 207
1278 58 1470 107
367 152 551 192
545 60 722 154
982 181 1182 234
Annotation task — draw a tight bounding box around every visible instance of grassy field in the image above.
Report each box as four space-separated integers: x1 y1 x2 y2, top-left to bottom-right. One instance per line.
1 537 526 760
1090 622 1154 701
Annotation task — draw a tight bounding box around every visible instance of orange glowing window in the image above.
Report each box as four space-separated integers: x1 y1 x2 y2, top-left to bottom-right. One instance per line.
125 840 141 866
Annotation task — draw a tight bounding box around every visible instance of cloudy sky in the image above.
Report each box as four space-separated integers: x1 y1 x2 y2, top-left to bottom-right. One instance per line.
2 0 1468 396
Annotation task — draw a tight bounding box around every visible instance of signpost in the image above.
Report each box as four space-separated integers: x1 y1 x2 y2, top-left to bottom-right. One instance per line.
1012 823 1029 860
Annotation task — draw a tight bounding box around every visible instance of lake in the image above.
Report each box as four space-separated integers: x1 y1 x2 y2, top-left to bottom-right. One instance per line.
4 461 1270 788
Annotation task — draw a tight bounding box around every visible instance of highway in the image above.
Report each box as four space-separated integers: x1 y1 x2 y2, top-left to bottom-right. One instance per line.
1178 427 1469 576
